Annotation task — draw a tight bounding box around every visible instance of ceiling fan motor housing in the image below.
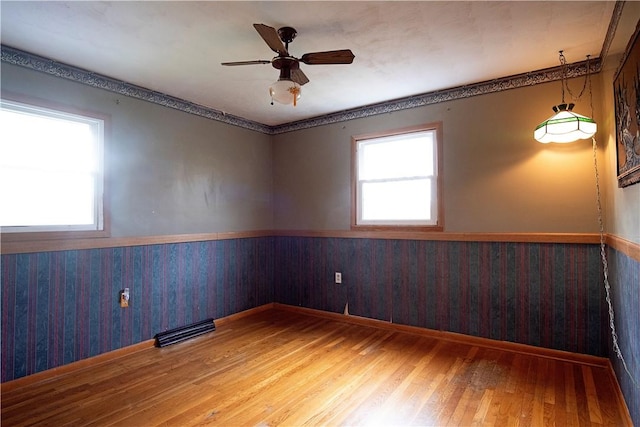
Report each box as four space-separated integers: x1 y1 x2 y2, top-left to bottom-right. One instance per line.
277 27 297 44
272 56 299 70
221 23 355 96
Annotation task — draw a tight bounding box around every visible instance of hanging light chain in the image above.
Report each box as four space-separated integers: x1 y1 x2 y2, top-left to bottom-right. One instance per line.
588 55 595 119
591 136 638 388
560 50 590 103
559 51 567 103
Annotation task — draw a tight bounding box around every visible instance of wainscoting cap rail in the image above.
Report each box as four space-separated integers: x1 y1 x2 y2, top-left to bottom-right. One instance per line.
0 230 607 255
271 230 603 244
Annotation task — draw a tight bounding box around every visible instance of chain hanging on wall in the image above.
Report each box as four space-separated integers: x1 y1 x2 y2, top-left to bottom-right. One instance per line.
591 135 638 388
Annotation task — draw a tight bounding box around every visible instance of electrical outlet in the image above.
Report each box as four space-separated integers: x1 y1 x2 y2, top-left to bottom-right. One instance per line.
120 288 130 308
335 272 342 284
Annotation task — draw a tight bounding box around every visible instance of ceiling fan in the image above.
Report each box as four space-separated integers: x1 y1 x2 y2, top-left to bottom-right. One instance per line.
221 24 355 106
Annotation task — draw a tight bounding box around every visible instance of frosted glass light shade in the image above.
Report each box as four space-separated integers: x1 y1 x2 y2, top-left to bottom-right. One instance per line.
269 79 301 106
534 103 597 143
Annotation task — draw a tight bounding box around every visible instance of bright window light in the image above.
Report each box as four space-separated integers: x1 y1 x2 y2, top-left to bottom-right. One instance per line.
0 99 104 233
354 126 441 227
361 179 432 221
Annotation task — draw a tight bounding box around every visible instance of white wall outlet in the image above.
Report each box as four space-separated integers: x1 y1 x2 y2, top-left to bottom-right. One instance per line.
335 272 342 284
120 288 130 308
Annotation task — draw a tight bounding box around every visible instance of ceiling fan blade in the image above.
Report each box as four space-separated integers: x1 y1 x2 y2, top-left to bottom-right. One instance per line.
221 60 271 66
253 23 288 56
291 68 310 86
300 49 355 65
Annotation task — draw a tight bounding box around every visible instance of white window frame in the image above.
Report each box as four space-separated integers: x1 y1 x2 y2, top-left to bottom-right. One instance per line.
351 123 443 231
0 96 109 239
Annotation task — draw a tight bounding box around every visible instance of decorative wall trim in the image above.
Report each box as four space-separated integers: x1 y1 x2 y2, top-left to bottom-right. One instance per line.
271 59 601 134
607 234 640 263
1 230 603 255
599 1 626 62
0 230 273 254
0 45 271 134
6 229 639 258
272 230 602 244
1 45 600 135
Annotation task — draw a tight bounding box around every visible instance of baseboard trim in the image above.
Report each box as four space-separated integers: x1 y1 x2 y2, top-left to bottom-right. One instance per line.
1 304 275 391
606 359 635 426
273 303 610 368
1 339 155 393
214 303 276 327
3 303 630 423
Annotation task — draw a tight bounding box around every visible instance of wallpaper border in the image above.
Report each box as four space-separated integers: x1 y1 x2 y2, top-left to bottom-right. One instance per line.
1 45 600 135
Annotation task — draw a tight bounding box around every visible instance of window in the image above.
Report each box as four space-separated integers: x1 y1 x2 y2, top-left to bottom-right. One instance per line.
0 97 107 237
352 123 442 230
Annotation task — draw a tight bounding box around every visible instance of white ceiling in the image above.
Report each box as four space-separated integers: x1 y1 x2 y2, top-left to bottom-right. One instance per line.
1 1 618 126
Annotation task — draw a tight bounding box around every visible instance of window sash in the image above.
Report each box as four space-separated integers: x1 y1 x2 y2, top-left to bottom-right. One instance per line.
357 177 437 225
357 131 435 180
0 98 105 233
352 124 442 229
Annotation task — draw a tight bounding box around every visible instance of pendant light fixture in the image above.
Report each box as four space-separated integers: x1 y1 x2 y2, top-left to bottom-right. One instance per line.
534 51 597 143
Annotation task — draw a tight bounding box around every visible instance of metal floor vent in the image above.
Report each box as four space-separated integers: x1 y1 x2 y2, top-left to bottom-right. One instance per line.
154 318 216 347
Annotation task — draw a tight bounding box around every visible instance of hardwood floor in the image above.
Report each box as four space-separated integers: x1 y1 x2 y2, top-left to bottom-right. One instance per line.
1 307 630 426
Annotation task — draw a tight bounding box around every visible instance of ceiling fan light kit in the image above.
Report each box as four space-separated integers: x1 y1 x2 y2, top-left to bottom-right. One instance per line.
270 79 301 106
221 23 355 107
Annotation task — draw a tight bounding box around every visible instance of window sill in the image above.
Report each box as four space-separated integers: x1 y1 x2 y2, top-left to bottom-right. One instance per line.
1 229 111 243
351 224 444 233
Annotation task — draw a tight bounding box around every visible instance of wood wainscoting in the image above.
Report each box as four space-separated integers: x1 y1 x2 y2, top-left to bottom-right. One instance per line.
1 305 631 426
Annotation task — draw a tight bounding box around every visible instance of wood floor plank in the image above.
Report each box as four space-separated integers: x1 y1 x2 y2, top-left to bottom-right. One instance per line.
473 388 495 425
533 358 548 426
582 365 604 424
1 308 630 426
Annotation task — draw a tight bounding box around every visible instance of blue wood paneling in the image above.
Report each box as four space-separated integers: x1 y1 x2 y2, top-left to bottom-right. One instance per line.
3 231 633 421
274 237 607 356
607 247 640 425
1 238 274 382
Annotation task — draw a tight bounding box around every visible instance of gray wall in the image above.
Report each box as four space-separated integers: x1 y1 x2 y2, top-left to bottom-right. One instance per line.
1 63 274 237
2 61 613 237
273 78 604 233
601 3 640 246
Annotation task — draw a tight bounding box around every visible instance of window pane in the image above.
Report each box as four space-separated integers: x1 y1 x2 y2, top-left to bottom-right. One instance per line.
0 169 95 226
359 132 434 180
0 110 96 173
361 179 431 221
0 99 103 231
